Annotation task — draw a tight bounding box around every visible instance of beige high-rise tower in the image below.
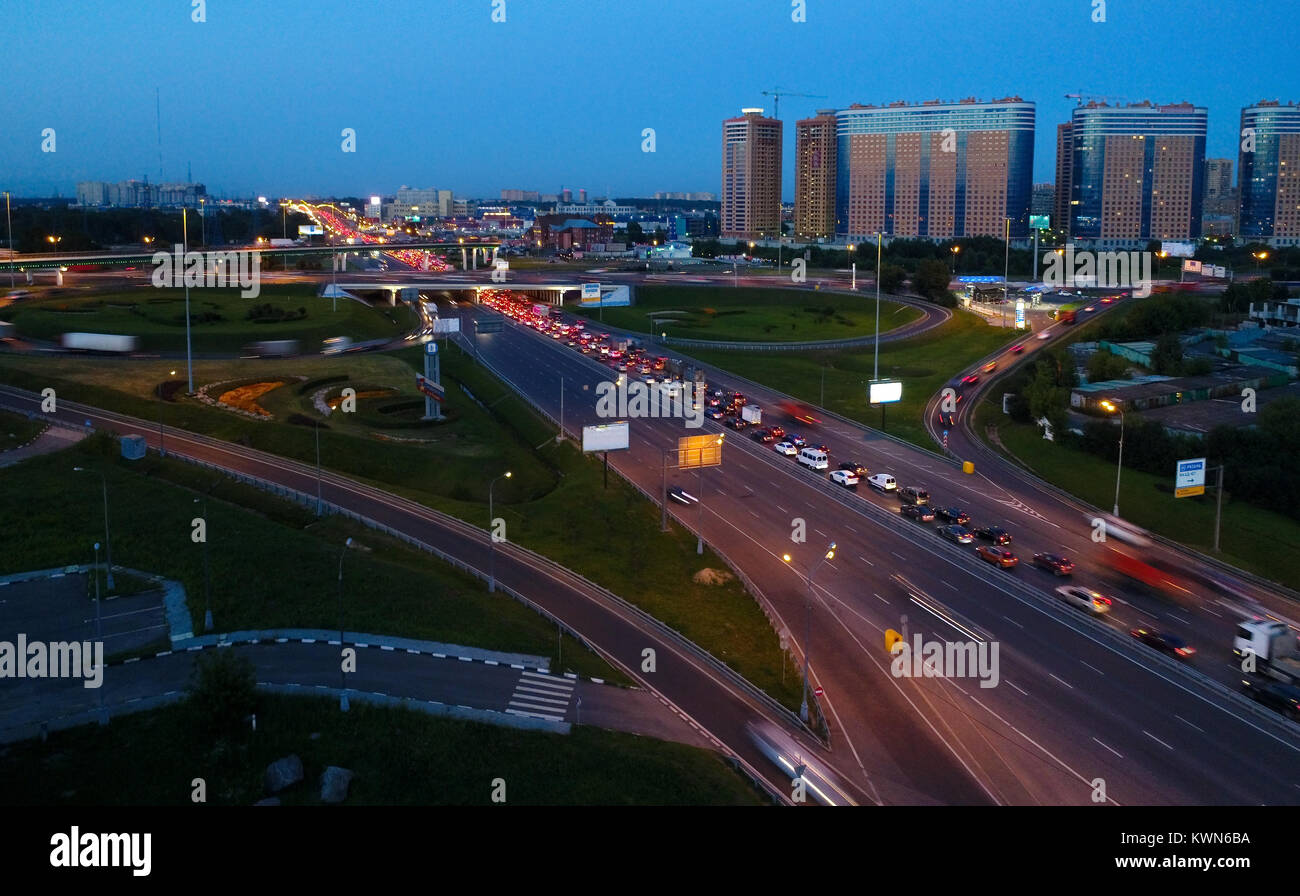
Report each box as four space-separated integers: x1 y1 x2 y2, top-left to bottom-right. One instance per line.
795 110 837 241
721 108 782 239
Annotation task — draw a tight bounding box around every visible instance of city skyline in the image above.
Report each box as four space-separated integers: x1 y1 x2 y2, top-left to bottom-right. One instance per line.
2 0 1295 200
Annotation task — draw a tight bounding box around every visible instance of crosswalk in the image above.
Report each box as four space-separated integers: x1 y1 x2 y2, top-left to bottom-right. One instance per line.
504 670 575 722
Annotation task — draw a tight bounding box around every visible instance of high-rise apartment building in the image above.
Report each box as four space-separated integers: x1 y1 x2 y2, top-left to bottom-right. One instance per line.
1068 101 1208 245
1204 158 1233 199
833 98 1034 240
721 108 782 239
1054 122 1073 234
1238 101 1300 245
794 110 837 241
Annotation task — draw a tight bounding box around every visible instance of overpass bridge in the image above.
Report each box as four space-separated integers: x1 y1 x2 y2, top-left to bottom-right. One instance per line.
0 240 502 274
330 280 627 307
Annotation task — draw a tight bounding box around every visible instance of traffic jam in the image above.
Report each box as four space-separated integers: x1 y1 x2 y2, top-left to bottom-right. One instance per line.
476 288 1193 663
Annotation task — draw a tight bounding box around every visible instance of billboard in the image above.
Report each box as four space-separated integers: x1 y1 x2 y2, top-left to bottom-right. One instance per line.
431 318 460 334
1163 241 1196 258
579 284 630 307
1182 259 1203 274
868 381 902 404
1029 215 1050 230
415 374 444 402
1015 299 1026 329
582 422 629 453
1175 457 1207 498
677 434 722 469
581 283 601 300
298 224 323 236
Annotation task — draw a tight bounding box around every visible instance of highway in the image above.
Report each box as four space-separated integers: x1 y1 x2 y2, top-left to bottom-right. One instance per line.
450 295 1300 805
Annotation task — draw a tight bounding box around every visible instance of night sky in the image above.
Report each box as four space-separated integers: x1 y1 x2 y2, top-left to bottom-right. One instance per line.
4 0 1295 199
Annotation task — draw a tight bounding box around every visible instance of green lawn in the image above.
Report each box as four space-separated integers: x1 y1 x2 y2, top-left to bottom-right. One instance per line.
1 285 410 353
687 309 1016 448
980 408 1300 588
0 407 46 449
0 343 807 712
568 285 924 342
3 435 621 682
0 694 764 805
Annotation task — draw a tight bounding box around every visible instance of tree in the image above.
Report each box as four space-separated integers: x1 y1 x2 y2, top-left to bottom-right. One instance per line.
1151 332 1184 375
627 221 644 243
187 648 257 738
1087 348 1130 383
878 263 906 294
913 259 953 302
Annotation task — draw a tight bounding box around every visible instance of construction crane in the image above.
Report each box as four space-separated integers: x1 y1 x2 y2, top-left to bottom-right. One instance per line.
1065 91 1130 106
761 87 827 120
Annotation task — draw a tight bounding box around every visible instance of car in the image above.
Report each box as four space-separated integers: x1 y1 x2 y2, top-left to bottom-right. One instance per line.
1011 343 1025 353
897 486 931 506
751 428 775 443
1100 297 1116 305
705 408 725 420
768 426 786 440
938 524 974 545
972 525 1012 545
867 473 897 491
1240 678 1300 721
899 503 935 523
977 545 1019 569
667 486 698 506
1037 331 1052 340
981 361 997 374
788 434 808 449
726 417 748 430
773 441 799 457
961 374 979 386
935 507 970 525
938 411 956 428
1130 627 1195 660
1055 585 1113 615
839 461 869 477
1032 553 1075 576
829 469 859 488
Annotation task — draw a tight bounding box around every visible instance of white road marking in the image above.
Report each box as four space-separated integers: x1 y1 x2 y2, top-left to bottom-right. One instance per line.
1002 615 1023 629
1175 714 1203 733
1049 672 1073 689
1006 680 1028 696
1143 730 1173 750
1080 660 1105 676
1092 737 1123 759
858 556 874 566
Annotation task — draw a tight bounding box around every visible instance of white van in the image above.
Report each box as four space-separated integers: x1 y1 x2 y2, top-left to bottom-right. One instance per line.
867 473 897 491
797 447 829 471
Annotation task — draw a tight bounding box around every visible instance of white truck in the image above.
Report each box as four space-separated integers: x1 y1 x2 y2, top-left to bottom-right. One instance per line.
60 332 138 353
741 404 762 425
1234 619 1300 685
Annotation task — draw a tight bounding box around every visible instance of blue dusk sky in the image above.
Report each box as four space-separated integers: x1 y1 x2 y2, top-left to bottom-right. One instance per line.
3 0 1296 200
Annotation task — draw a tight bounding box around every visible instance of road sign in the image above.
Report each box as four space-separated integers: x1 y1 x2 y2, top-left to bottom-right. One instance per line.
813 686 824 697
416 374 444 402
677 434 722 469
475 317 503 334
426 341 437 355
1175 457 1207 498
582 282 600 300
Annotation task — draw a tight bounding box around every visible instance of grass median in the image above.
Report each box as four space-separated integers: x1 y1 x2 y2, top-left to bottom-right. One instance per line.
0 407 47 449
0 693 765 805
569 285 923 342
687 308 1015 448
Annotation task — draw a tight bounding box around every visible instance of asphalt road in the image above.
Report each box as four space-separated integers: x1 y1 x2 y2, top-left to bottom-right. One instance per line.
454 299 1300 805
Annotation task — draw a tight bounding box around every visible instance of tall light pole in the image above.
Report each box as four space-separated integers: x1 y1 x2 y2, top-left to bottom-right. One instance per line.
74 467 114 590
873 233 883 382
1101 400 1125 516
158 368 176 457
848 243 856 291
4 191 13 289
314 421 323 515
194 497 213 632
950 244 961 276
696 435 723 555
1002 218 1011 328
338 537 354 711
182 209 193 393
784 542 836 725
199 197 205 247
93 541 105 724
487 471 512 593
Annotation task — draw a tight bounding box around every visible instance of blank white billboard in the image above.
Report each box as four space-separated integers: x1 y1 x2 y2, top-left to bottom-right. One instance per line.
431 318 460 334
582 421 629 452
869 381 903 404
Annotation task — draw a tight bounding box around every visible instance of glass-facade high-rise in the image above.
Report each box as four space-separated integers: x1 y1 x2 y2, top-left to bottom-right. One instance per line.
1069 102 1207 243
833 98 1035 240
1239 102 1300 243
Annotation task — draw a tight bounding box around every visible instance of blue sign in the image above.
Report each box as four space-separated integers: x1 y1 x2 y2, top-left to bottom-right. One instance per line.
426 341 437 355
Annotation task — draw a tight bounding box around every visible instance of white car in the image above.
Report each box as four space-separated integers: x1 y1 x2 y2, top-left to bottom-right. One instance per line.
867 473 897 491
1055 585 1112 615
830 469 859 488
773 441 798 457
1036 330 1052 340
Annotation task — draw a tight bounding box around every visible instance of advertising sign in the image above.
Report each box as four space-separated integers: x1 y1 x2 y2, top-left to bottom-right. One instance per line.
1175 457 1207 498
582 422 629 453
868 381 903 404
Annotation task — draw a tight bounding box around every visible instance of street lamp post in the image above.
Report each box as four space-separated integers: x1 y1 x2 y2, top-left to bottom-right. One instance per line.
4 191 13 289
1002 218 1011 328
338 537 353 711
315 421 323 515
199 198 205 248
1101 400 1125 516
182 209 193 393
873 233 883 382
74 467 114 590
784 542 836 725
194 497 213 632
158 369 176 457
848 243 856 291
488 472 512 593
93 541 106 724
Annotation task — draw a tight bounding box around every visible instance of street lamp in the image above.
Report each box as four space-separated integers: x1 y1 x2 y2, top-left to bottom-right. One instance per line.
3 191 13 289
338 537 354 711
848 244 856 291
1100 400 1125 516
158 369 176 457
74 467 114 590
488 472 512 593
1254 250 1269 272
873 233 883 381
92 541 106 724
696 435 724 555
193 497 212 632
783 542 836 725
950 244 961 275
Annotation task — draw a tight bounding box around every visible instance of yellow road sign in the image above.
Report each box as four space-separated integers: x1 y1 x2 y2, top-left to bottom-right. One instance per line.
678 434 722 469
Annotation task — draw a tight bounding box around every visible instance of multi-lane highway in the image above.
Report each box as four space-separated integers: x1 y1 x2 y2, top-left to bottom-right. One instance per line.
450 293 1300 805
